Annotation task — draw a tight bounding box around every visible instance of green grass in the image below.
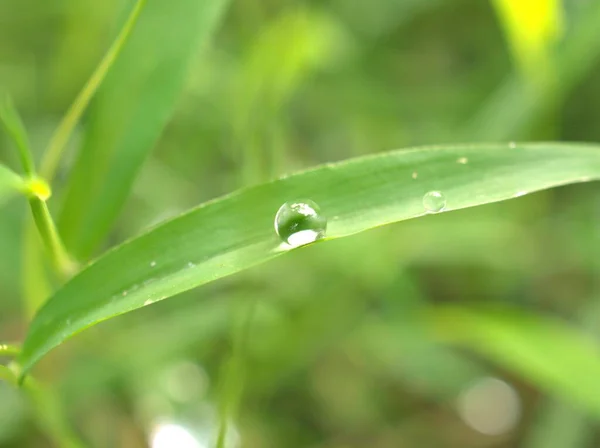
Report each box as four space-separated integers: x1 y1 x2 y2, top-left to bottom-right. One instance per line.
2 0 600 447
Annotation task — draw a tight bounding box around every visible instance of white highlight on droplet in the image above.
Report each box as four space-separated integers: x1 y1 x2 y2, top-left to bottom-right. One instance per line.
457 157 468 164
412 172 418 179
286 230 321 248
150 261 157 267
457 377 521 436
508 142 516 149
144 299 154 306
513 191 527 198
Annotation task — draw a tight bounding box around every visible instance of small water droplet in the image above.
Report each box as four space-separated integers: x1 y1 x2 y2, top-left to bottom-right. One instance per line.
274 199 327 248
508 142 516 149
187 262 195 268
150 261 156 267
122 290 128 296
423 191 446 213
457 157 468 164
412 172 418 179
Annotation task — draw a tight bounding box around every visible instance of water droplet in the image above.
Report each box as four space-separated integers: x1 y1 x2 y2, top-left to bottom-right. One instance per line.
150 261 156 267
274 199 327 247
187 262 195 268
122 290 128 296
508 142 516 149
412 172 418 179
423 191 446 213
457 157 468 164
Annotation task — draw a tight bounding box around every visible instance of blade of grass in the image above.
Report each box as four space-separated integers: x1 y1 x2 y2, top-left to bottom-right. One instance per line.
21 0 147 316
492 0 563 83
58 0 230 259
0 163 25 204
0 343 21 357
429 304 600 419
233 6 343 183
18 142 600 376
464 1 600 141
39 0 147 181
0 364 84 447
0 94 35 176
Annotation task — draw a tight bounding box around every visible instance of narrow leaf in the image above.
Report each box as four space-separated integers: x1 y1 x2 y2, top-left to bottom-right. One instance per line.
40 0 148 181
19 142 600 375
58 0 230 259
0 95 35 176
430 305 600 419
0 163 25 204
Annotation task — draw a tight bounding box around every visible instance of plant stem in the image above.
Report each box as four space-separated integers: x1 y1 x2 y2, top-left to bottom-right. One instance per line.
23 375 86 448
216 298 257 448
0 364 85 448
29 198 75 278
0 343 21 357
40 0 148 181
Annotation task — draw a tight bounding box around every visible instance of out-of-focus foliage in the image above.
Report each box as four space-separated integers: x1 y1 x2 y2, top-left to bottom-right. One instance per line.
2 0 600 447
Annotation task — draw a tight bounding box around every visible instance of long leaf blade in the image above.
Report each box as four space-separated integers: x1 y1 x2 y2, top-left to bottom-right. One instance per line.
0 163 25 204
429 304 600 419
57 0 229 259
19 142 600 375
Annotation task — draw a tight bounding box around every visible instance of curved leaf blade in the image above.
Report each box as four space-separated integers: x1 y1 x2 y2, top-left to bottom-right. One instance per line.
19 142 600 375
0 163 25 204
429 305 600 419
57 0 230 259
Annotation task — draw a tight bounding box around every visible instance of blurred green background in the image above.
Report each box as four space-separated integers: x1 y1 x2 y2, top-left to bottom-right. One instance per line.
2 0 600 447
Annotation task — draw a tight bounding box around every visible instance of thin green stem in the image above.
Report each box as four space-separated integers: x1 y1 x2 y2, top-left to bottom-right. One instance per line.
0 94 35 176
22 218 53 318
29 198 76 278
23 375 86 448
40 0 147 181
1 364 85 448
216 299 257 448
0 343 21 357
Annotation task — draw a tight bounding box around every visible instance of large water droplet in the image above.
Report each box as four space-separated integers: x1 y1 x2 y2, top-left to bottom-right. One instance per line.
274 199 327 247
423 191 446 213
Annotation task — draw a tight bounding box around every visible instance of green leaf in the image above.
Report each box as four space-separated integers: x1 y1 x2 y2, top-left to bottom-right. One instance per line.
19 142 600 376
0 95 35 176
465 1 600 141
57 0 230 259
0 163 25 204
430 304 600 419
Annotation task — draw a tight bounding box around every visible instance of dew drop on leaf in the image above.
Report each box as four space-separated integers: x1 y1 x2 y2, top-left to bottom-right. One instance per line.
423 191 446 213
274 199 327 248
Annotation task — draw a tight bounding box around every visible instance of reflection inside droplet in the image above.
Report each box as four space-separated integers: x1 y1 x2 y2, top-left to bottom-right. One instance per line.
274 199 327 248
423 191 447 213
